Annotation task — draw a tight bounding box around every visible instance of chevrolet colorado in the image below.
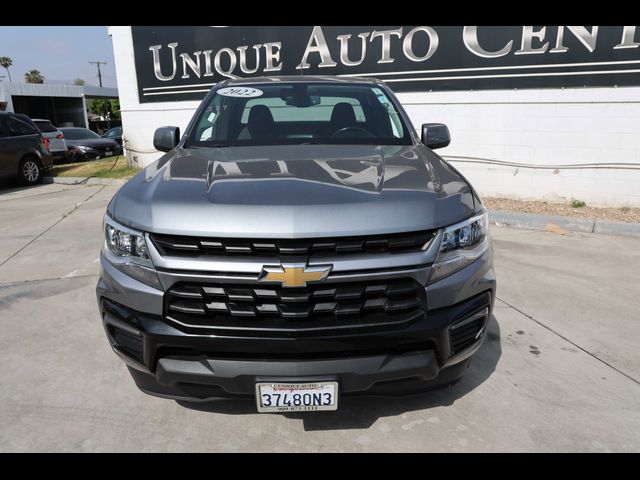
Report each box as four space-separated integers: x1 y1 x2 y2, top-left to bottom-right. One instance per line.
96 76 496 412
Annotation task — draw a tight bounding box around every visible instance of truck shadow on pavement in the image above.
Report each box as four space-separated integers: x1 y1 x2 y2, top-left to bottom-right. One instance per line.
177 314 502 430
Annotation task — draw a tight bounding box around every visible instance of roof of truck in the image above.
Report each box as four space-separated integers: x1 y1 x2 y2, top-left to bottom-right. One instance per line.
224 75 381 85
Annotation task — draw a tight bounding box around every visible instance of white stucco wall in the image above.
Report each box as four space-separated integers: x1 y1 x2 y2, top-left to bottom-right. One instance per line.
109 26 640 207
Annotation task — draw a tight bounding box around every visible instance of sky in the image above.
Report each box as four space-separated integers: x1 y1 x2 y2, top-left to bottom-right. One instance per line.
0 26 117 88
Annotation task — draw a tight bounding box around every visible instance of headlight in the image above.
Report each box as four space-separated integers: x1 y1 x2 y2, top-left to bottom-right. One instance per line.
102 215 161 289
76 145 89 152
105 222 148 258
429 210 490 284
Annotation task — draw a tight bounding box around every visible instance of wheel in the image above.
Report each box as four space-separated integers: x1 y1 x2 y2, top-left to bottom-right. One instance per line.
67 151 83 163
18 157 42 185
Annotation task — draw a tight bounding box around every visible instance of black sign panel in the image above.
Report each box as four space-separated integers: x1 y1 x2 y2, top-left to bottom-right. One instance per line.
131 26 640 103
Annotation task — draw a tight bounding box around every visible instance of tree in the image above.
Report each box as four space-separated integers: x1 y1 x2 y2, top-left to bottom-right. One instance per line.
110 99 121 120
24 69 44 84
73 78 85 86
0 56 12 82
89 98 120 121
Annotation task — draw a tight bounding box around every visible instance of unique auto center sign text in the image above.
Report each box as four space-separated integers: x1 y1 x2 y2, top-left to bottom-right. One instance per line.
131 26 640 103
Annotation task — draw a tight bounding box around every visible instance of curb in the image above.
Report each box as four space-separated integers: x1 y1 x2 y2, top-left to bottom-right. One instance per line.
42 176 127 186
488 209 640 238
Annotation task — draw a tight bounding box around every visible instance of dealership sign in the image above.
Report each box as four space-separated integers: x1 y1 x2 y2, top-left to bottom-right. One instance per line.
131 26 640 103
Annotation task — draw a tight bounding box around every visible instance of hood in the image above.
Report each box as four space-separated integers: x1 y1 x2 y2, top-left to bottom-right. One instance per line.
66 138 119 149
111 144 476 238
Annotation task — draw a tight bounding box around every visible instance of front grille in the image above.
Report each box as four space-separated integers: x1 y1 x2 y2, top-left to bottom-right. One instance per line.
150 231 435 257
164 279 426 336
449 308 488 354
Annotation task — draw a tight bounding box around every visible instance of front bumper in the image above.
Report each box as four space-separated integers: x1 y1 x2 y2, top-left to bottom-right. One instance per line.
128 349 473 401
96 247 496 401
70 146 121 160
50 150 68 161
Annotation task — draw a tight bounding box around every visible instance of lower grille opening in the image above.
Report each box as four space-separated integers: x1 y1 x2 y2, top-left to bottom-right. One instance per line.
163 278 427 336
154 341 435 363
449 307 489 354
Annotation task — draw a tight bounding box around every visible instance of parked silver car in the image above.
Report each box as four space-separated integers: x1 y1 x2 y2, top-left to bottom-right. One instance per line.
32 119 68 162
96 77 496 411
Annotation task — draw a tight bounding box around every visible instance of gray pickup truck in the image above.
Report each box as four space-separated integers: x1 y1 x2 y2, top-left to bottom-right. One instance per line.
96 76 495 412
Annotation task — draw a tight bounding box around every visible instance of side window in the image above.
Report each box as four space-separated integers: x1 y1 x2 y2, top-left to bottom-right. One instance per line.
7 116 37 136
35 121 57 133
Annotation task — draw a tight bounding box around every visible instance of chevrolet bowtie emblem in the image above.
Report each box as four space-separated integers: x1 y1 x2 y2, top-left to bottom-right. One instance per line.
261 264 332 288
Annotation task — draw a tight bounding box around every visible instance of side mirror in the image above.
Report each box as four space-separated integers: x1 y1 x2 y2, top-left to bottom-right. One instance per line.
421 123 450 149
153 126 180 152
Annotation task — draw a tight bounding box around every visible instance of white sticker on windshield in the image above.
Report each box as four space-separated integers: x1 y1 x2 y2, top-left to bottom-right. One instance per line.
217 86 263 98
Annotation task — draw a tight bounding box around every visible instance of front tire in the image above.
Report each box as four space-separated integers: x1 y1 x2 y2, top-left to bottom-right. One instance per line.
18 157 42 185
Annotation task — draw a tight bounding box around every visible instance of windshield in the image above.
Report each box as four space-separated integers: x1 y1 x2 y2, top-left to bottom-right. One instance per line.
60 128 101 140
188 83 412 147
104 127 122 137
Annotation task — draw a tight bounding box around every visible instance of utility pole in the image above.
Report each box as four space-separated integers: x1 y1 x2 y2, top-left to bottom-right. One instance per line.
88 60 107 87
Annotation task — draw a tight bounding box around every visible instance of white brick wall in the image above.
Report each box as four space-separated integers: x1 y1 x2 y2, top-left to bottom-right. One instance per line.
398 88 640 206
110 26 640 207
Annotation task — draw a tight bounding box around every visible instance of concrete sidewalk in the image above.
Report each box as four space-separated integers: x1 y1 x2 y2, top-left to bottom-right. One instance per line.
0 183 638 452
489 209 640 238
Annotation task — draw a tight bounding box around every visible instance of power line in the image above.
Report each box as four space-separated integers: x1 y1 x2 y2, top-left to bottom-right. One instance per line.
88 60 107 87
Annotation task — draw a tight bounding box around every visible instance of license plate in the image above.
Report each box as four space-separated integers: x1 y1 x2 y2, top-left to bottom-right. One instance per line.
105 150 112 155
255 382 338 413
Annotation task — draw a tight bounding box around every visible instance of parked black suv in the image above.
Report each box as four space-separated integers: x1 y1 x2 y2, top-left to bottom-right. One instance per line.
0 112 53 185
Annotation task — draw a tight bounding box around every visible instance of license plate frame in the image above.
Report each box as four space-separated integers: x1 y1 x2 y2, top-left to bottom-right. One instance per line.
255 381 339 413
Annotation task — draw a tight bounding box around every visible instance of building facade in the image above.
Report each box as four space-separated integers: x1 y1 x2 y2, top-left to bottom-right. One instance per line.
108 26 640 206
0 82 119 128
